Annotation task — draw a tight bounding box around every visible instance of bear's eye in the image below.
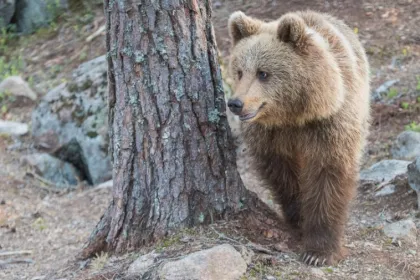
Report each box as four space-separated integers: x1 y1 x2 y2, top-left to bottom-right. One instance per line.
237 70 243 80
257 70 269 81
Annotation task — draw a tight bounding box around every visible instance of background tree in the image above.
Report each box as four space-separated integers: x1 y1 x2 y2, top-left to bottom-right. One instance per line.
82 0 277 257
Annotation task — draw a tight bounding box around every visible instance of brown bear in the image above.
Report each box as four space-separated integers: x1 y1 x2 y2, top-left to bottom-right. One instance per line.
227 10 370 266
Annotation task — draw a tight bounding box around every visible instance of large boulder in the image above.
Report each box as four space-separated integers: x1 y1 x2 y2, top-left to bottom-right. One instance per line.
383 219 418 244
391 131 420 161
32 55 111 185
407 158 420 209
14 0 68 34
0 0 15 28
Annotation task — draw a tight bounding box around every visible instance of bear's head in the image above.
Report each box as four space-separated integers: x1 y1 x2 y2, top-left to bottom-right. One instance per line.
227 11 345 127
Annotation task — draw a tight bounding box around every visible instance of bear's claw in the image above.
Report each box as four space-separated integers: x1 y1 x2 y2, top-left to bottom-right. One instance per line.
300 252 328 266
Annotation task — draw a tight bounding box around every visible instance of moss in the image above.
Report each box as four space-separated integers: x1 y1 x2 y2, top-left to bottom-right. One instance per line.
68 82 79 92
80 79 93 91
86 131 98 138
122 46 133 57
134 51 145 63
208 109 220 124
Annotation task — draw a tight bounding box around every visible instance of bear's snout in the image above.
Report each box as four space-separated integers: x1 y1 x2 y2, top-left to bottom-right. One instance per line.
227 98 244 115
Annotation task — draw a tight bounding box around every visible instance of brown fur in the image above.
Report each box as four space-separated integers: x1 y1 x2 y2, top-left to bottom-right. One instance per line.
227 10 370 265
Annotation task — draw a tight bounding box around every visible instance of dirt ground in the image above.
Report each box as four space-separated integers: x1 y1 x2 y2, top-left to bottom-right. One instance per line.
1 0 420 279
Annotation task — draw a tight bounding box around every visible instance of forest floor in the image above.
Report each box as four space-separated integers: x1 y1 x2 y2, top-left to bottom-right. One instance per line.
1 0 420 279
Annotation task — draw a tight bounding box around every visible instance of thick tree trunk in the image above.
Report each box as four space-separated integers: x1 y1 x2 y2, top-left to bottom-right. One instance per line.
81 0 279 258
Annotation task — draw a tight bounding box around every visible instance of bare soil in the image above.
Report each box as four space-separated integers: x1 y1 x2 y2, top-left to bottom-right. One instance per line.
1 0 420 279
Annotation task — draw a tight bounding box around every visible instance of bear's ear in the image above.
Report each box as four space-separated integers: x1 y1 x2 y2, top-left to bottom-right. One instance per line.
228 11 262 45
277 14 308 49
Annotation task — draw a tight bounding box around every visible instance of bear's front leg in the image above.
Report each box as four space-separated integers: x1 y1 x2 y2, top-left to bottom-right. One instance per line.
299 160 357 266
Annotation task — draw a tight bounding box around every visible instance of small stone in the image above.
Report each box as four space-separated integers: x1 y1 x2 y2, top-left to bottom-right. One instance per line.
372 79 399 101
360 160 410 184
264 276 277 280
127 251 160 277
392 131 420 160
375 184 396 196
21 153 82 187
310 267 325 277
0 76 37 101
0 120 29 136
383 219 418 244
158 244 247 280
213 1 222 8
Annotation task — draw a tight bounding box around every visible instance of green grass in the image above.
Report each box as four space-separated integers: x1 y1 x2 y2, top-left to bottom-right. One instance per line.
401 102 410 110
405 121 420 133
416 76 420 91
387 87 398 99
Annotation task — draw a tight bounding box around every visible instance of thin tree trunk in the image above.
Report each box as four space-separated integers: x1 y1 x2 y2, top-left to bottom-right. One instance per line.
81 0 279 258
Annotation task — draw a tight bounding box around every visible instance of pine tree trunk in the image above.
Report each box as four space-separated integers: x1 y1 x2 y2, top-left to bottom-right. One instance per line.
81 0 279 258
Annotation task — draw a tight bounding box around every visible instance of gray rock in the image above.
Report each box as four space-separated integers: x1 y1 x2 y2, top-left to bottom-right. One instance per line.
360 160 410 184
375 184 396 197
127 251 160 278
392 131 420 160
383 219 417 244
158 244 247 280
0 76 37 101
32 55 111 185
0 120 28 136
21 153 82 187
14 0 68 34
0 0 15 28
407 158 420 209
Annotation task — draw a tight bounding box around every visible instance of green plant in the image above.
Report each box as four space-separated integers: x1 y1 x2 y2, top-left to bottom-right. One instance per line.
416 76 420 91
0 55 24 80
90 251 109 271
405 121 420 132
387 87 398 99
401 102 410 110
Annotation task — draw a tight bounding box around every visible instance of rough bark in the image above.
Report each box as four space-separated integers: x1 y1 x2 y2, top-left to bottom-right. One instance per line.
81 0 279 258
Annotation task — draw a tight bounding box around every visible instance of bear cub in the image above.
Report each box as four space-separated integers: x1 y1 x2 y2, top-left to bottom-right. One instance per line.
227 10 370 266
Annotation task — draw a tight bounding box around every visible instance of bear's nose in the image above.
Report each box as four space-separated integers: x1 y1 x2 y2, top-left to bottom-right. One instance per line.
227 98 244 115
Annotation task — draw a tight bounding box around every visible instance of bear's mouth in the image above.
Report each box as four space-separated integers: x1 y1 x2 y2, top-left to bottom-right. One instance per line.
239 111 259 121
239 103 266 121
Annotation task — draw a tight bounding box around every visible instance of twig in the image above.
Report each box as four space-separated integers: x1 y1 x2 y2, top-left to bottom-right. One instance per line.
86 25 106 42
209 226 276 255
26 171 56 187
77 180 113 197
25 171 74 194
0 258 34 267
0 250 32 257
